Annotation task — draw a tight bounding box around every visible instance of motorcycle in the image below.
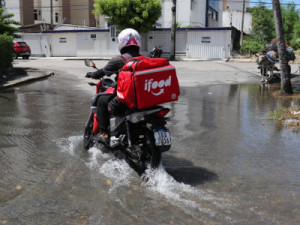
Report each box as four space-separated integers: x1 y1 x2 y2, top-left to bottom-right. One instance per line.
83 59 171 172
256 48 294 82
149 46 163 58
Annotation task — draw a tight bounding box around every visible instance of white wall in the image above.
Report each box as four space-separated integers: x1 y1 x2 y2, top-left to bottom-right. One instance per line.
157 0 207 28
35 28 232 59
190 0 207 27
20 33 50 57
222 10 252 34
225 0 250 11
186 29 232 59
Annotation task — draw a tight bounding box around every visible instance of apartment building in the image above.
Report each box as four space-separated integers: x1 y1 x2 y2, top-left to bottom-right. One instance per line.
33 0 96 27
4 0 227 29
158 0 223 28
3 0 96 28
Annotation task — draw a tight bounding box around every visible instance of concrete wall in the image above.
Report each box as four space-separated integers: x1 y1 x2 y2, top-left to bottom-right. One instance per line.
21 28 232 59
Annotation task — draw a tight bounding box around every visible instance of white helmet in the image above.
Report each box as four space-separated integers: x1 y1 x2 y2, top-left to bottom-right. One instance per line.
117 28 141 52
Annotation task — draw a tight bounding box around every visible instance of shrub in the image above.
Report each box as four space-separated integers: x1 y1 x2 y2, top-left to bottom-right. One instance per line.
240 37 265 55
0 34 13 73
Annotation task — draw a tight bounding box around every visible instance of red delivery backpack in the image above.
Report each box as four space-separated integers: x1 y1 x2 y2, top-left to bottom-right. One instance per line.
117 56 180 109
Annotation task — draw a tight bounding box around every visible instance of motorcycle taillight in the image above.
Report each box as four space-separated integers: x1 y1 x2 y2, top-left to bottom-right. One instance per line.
155 109 170 117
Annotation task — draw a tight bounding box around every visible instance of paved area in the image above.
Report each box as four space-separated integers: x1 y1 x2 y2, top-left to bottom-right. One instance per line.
1 56 299 91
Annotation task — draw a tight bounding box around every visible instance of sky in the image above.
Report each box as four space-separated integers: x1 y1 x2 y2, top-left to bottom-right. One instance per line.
250 0 300 9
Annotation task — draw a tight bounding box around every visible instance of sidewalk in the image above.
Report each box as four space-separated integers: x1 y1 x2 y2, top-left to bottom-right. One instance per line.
0 67 54 90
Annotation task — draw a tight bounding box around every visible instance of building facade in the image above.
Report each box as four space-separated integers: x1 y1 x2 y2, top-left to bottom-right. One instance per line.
33 0 96 27
4 0 249 30
2 0 21 25
158 0 223 28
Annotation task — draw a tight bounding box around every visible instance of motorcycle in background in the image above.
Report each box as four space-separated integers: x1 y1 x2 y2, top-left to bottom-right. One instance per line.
149 46 163 58
256 48 294 82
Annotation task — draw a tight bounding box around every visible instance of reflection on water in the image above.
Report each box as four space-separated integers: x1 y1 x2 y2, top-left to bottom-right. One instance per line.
0 78 299 224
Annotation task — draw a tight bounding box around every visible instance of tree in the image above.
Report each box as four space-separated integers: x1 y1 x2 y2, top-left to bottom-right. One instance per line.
0 8 20 37
94 0 162 33
282 3 299 43
272 0 293 94
250 3 275 42
291 20 300 49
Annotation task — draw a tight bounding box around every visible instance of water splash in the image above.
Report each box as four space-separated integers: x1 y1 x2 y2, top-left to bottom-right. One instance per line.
55 135 82 155
142 165 233 218
55 136 234 221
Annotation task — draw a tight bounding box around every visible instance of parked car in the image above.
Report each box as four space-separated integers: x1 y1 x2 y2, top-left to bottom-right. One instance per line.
13 41 31 59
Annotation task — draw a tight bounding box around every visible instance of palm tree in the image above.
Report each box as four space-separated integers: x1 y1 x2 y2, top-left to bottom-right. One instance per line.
0 8 20 37
272 0 293 94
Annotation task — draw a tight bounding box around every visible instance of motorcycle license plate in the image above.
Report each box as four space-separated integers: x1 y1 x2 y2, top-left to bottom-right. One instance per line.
154 129 171 146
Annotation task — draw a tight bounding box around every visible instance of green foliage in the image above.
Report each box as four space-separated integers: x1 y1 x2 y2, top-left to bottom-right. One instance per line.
0 34 13 72
240 37 265 55
250 3 275 41
249 2 300 49
291 21 300 49
282 3 299 43
94 0 162 33
0 8 20 37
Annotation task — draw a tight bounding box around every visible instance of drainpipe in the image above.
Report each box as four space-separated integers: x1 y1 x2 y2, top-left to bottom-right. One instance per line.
170 0 176 60
240 0 246 47
50 0 53 30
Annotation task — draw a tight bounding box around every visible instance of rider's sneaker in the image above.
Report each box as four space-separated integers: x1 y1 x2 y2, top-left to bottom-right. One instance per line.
94 133 109 145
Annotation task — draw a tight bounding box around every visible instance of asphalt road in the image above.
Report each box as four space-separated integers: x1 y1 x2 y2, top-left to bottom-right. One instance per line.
11 57 263 90
1 57 300 224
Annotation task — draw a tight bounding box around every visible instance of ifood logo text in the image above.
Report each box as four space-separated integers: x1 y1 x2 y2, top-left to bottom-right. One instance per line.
144 76 171 96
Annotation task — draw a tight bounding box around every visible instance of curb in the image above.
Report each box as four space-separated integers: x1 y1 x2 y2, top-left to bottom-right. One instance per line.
0 70 54 90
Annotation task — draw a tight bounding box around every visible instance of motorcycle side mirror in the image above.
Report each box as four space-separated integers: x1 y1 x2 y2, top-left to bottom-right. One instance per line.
84 59 96 68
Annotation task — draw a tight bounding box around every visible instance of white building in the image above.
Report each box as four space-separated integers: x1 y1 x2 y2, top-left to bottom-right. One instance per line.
158 0 223 28
223 0 250 11
222 0 251 34
2 0 21 24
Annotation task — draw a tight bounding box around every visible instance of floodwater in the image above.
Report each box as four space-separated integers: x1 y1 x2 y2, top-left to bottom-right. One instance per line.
0 75 299 225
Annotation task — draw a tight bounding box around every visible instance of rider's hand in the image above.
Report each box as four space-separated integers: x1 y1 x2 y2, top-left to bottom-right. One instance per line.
85 72 95 78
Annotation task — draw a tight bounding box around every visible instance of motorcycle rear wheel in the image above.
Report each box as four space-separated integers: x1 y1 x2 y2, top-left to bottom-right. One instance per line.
132 127 161 171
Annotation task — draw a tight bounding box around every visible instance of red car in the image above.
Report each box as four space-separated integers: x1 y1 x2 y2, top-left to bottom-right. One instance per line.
13 41 31 59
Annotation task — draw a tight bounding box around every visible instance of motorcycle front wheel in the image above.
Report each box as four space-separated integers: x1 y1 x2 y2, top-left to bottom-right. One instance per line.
83 115 94 149
132 127 161 171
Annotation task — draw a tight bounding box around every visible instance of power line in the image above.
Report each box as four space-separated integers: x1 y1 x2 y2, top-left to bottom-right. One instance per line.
4 0 300 13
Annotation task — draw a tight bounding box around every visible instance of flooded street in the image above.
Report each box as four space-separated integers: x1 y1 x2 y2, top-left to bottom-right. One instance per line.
0 73 300 225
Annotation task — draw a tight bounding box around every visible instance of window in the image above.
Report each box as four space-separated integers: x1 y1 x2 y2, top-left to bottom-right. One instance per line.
208 6 218 22
201 37 211 43
55 13 59 23
59 38 67 43
110 26 116 38
34 9 38 20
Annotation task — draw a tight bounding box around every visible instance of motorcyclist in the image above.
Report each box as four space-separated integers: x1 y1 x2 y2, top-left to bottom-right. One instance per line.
85 28 141 143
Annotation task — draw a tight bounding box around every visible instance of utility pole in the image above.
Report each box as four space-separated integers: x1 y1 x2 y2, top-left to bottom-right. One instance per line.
170 0 176 60
50 0 53 29
240 0 245 47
